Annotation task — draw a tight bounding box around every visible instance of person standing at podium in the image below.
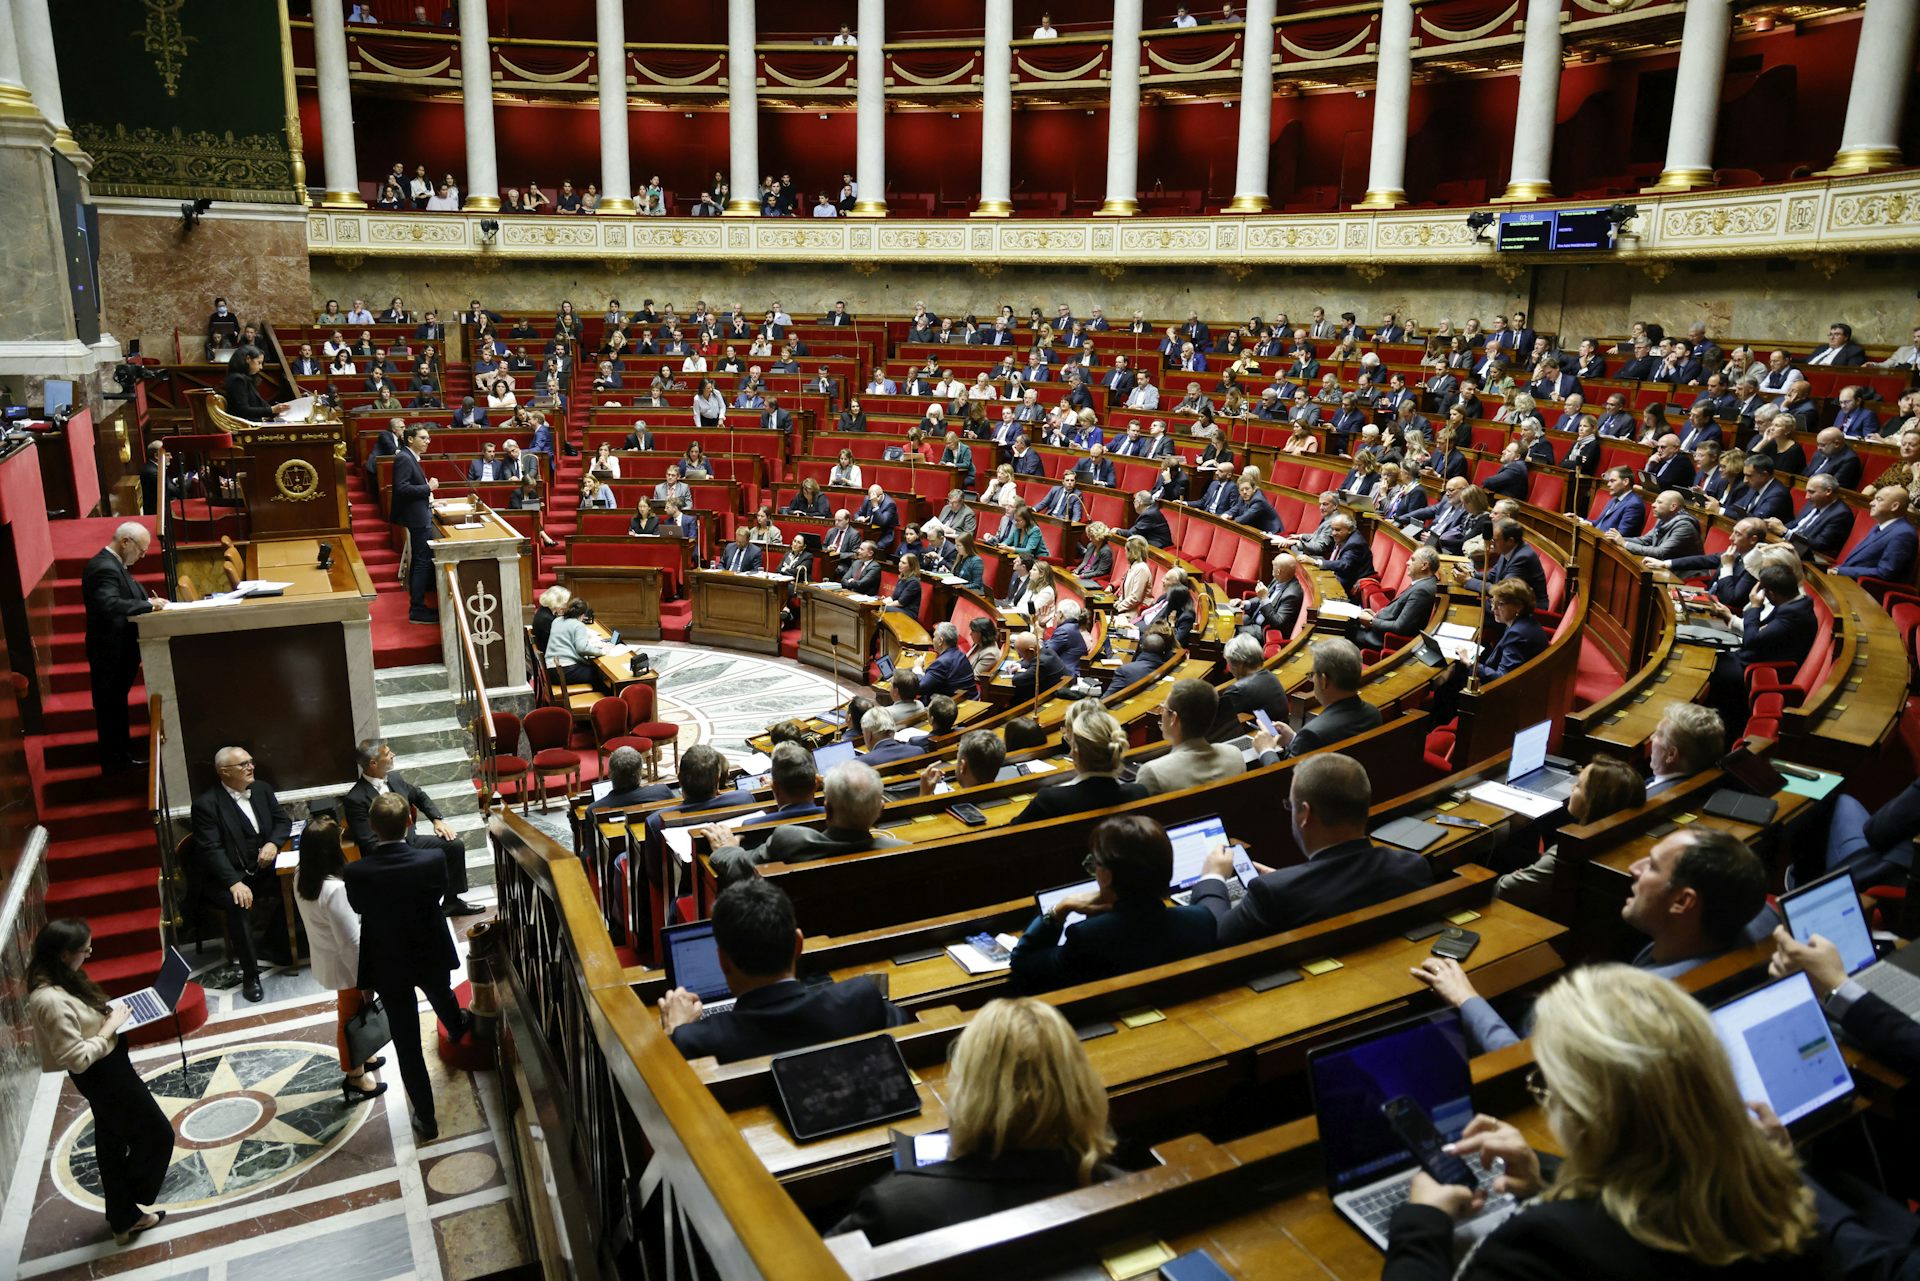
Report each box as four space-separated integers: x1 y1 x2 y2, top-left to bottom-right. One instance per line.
84 523 166 773
391 425 439 624
222 346 288 421
717 526 764 573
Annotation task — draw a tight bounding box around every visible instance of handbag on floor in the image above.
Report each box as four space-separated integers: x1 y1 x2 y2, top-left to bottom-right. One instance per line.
344 993 392 1065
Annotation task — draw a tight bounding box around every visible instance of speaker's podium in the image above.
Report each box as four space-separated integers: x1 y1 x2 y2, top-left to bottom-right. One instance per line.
427 497 530 711
795 583 880 677
198 391 351 538
688 568 790 655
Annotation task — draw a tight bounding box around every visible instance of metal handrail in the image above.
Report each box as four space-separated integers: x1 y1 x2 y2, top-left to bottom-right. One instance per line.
145 693 185 946
445 565 499 795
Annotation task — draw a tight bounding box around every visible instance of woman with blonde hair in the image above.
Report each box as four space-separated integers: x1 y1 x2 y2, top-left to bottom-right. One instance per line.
1021 560 1059 630
531 583 571 650
1388 964 1825 1278
1013 706 1146 825
831 998 1118 1244
980 462 1020 508
1112 535 1153 623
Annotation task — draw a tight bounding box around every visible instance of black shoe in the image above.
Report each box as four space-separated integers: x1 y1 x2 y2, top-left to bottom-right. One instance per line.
113 1210 166 1246
412 1115 439 1142
241 976 264 1002
409 610 440 624
342 1076 388 1105
444 898 481 917
362 1055 387 1071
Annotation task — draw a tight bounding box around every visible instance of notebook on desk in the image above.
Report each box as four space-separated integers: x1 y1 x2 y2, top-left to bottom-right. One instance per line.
1710 971 1856 1134
111 948 191 1030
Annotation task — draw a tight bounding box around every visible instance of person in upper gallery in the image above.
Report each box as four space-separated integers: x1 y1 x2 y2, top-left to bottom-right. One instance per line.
1134 679 1244 796
190 746 292 1003
705 759 908 883
221 345 287 421
1192 752 1431 947
1610 488 1704 562
1806 320 1868 367
341 739 478 917
84 523 167 773
1832 484 1916 581
832 996 1120 1245
1474 579 1550 682
1496 756 1647 919
1010 814 1217 996
25 919 174 1247
1770 473 1855 559
1387 965 1829 1281
1352 546 1441 653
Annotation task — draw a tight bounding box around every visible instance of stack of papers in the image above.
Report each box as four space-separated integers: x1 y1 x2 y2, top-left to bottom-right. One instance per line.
1465 781 1562 818
1436 622 1478 642
945 938 1020 975
1435 637 1480 664
660 826 697 865
1317 600 1365 619
732 751 772 774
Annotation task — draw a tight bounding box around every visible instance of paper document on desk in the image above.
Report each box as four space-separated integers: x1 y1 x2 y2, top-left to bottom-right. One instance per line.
945 940 1015 975
1436 637 1479 664
274 396 315 421
1436 622 1478 642
1776 766 1843 801
601 644 634 657
1466 781 1563 818
660 825 696 865
234 580 294 596
1317 600 1364 619
733 751 772 774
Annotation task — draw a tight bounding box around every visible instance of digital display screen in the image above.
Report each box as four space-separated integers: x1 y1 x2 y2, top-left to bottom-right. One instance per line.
1496 207 1617 252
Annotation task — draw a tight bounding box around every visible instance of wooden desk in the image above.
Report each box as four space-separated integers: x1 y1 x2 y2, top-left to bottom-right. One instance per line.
797 583 882 675
429 502 529 692
587 621 661 695
689 569 789 655
247 535 378 599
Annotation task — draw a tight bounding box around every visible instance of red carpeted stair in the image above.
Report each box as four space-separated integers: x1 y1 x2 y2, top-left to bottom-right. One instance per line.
30 521 208 1035
343 466 449 667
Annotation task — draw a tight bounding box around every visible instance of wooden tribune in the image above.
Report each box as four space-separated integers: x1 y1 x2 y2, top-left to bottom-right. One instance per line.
795 583 880 676
202 391 351 537
689 569 788 655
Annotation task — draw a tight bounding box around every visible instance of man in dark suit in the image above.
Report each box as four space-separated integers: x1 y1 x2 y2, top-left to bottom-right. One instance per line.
1317 515 1375 598
1804 427 1864 490
415 312 444 341
1616 490 1704 562
856 485 899 552
1806 322 1867 368
290 344 323 377
1588 468 1648 537
716 527 765 573
1075 445 1117 488
190 747 293 1002
391 424 439 623
859 707 925 767
1008 630 1069 702
1659 517 1763 608
1234 551 1304 641
1480 443 1531 501
341 739 477 916
1227 480 1283 535
1044 603 1089 676
1833 486 1917 581
464 443 507 483
823 301 854 326
1034 473 1085 523
1353 546 1441 652
1207 633 1289 740
659 877 907 1063
1191 752 1430 945
344 794 471 1139
761 396 793 436
1123 491 1173 549
916 623 977 700
1771 929 1920 1082
591 745 674 815
1639 433 1696 492
1774 475 1855 558
84 524 165 772
840 541 883 593
1724 456 1794 524
1105 632 1170 696
1674 403 1723 452
451 396 488 428
1708 563 1818 731
1463 519 1549 603
821 514 862 571
1262 639 1384 759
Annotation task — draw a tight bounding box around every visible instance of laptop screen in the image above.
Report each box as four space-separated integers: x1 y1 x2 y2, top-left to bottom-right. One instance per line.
813 739 857 773
1037 878 1099 929
662 922 733 1002
875 653 895 682
1506 720 1551 783
1309 1011 1475 1193
155 947 191 1005
1166 814 1229 888
1780 870 1877 976
1711 972 1855 1127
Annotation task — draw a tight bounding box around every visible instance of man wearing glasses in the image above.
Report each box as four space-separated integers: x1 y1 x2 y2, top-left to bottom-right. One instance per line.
190 746 292 1002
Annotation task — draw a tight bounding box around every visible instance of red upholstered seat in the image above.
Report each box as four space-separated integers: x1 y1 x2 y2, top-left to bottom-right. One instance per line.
619 682 681 776
1573 636 1626 710
481 711 530 807
523 706 581 811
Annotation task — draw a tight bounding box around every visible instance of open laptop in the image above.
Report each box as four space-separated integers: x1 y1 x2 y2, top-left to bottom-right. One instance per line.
1711 971 1856 1133
112 947 191 1029
813 738 857 773
1037 878 1099 930
661 921 737 1018
1309 1010 1517 1250
1780 868 1920 1018
1504 720 1578 800
874 653 895 683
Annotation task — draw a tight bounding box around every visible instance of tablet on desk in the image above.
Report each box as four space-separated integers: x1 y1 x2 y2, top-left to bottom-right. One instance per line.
770 1035 922 1143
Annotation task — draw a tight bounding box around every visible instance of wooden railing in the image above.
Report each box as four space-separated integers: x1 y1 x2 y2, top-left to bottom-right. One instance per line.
445 565 499 796
146 693 188 946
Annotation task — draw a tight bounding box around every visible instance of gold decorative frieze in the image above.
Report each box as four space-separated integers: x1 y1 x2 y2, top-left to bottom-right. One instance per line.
75 122 297 203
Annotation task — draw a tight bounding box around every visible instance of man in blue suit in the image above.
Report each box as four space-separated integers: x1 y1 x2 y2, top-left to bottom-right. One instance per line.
1831 385 1880 440
1034 472 1085 523
1043 601 1090 675
916 622 976 699
1675 403 1724 452
1804 427 1864 491
1660 518 1762 609
1104 633 1170 696
1589 467 1648 537
344 794 472 1139
390 425 439 623
1772 475 1855 559
856 484 900 552
1463 519 1549 603
716 527 765 572
1833 486 1917 581
1317 514 1375 598
1723 456 1795 524
1189 753 1431 945
1707 563 1817 731
1480 442 1531 502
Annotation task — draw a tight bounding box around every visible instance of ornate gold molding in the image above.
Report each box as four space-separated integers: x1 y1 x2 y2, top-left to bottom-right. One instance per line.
75 122 298 203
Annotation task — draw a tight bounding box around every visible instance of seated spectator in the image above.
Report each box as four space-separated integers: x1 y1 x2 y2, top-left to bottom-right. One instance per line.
1497 756 1646 917
1135 679 1245 795
1014 704 1146 824
1476 578 1550 681
658 877 908 1064
591 745 673 814
858 706 922 767
1386 965 1824 1279
1010 815 1217 994
1208 633 1289 741
1416 826 1766 1052
1193 752 1432 945
831 998 1117 1244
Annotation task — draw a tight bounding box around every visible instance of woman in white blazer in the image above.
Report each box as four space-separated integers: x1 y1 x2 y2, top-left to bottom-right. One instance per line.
1112 535 1154 625
294 817 386 1103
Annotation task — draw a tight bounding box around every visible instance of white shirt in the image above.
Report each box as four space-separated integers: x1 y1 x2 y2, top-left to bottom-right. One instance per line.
682 354 707 372
1033 24 1058 37
294 878 363 992
813 203 838 218
832 32 856 44
426 193 458 211
1172 14 1198 26
409 177 432 200
226 786 259 833
346 308 373 324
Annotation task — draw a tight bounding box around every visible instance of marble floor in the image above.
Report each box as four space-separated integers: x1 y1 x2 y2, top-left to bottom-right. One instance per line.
0 924 529 1281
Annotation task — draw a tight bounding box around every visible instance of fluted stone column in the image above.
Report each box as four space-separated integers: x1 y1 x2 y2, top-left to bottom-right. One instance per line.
0 0 41 122
1496 0 1563 202
312 0 366 208
723 0 761 215
1227 0 1277 212
1647 0 1730 191
850 0 887 215
1098 0 1143 216
10 0 79 161
1358 0 1413 208
594 0 635 213
974 0 1014 216
457 0 499 209
1823 0 1920 174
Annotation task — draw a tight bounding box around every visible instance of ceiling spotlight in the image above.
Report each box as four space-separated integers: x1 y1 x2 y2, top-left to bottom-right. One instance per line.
1605 203 1639 227
1465 210 1495 242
